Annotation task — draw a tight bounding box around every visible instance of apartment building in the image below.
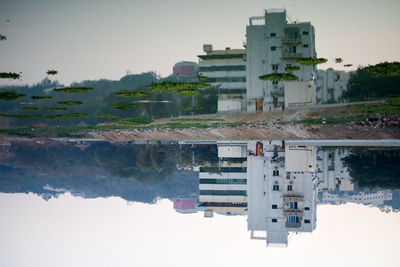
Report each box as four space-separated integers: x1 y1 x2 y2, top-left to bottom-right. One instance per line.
247 140 317 246
198 44 247 112
316 68 350 104
246 9 317 111
198 142 248 217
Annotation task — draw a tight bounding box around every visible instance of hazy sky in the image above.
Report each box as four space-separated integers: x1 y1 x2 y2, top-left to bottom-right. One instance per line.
0 193 399 267
1 0 400 86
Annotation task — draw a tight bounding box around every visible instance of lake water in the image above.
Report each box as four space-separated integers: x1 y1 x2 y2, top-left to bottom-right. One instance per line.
0 139 399 267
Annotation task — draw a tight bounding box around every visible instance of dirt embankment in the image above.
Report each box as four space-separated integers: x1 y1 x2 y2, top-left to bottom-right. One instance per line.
89 123 399 141
90 103 400 141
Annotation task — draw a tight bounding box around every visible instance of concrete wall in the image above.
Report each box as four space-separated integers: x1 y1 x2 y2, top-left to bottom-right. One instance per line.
284 81 315 108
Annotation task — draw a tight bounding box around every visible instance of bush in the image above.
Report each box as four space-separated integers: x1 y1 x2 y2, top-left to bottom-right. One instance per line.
58 101 83 105
54 87 93 93
259 72 298 81
111 103 140 110
296 57 327 66
0 91 26 100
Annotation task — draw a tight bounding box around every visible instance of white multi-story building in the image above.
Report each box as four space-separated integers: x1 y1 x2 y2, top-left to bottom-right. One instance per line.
198 44 247 113
247 140 317 246
316 68 350 104
315 148 352 191
320 190 393 209
246 9 317 111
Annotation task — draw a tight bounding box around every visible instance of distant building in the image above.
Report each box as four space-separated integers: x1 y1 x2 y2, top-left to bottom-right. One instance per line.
173 198 198 214
316 68 350 104
319 190 392 208
172 61 198 77
198 142 248 217
198 44 247 113
247 140 317 246
246 9 317 111
315 147 351 191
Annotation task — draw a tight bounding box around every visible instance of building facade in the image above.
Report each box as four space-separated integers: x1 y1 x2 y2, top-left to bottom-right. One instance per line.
247 140 317 246
316 68 350 104
198 44 247 112
246 9 317 111
172 61 198 78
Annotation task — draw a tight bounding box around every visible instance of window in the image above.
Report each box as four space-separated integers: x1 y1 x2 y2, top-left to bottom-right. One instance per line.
271 46 276 51
272 218 278 223
304 207 310 211
288 46 297 54
270 33 276 37
304 219 310 223
272 81 278 85
287 185 293 191
303 44 309 48
273 170 279 176
303 31 309 35
286 32 298 40
289 201 298 209
272 64 279 71
272 205 277 209
287 215 299 223
273 184 279 191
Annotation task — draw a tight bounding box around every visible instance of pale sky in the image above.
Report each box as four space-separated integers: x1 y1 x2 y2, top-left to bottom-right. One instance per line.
0 0 400 86
0 193 399 267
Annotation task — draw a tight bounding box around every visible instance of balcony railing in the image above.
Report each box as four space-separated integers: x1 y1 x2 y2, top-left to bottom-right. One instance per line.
284 196 304 203
283 52 302 59
282 38 301 44
285 222 302 228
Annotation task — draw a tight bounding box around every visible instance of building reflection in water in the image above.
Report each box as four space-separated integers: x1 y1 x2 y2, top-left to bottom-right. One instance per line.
173 140 394 247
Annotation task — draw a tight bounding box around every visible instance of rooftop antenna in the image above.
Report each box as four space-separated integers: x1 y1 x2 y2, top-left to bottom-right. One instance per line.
286 11 295 24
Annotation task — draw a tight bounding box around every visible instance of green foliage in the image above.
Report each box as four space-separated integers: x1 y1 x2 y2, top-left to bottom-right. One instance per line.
117 118 154 125
47 69 58 75
46 113 90 119
342 64 400 101
197 74 208 82
335 58 343 63
177 106 204 111
116 91 149 97
296 57 328 66
343 149 400 189
31 96 52 100
147 81 210 95
94 114 118 118
0 91 26 100
177 89 200 95
285 66 300 72
58 100 83 105
361 62 400 77
22 107 38 111
43 107 68 111
170 118 224 122
0 72 21 79
54 87 93 93
259 72 298 81
0 112 89 119
354 97 400 115
163 122 210 129
299 117 365 124
111 102 140 110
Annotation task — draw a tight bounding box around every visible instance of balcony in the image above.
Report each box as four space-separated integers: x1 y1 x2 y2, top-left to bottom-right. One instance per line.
282 52 302 59
284 196 304 203
285 222 302 228
284 211 303 217
282 38 301 44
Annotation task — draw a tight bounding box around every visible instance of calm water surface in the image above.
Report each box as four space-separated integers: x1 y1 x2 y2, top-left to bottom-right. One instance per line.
0 139 399 267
